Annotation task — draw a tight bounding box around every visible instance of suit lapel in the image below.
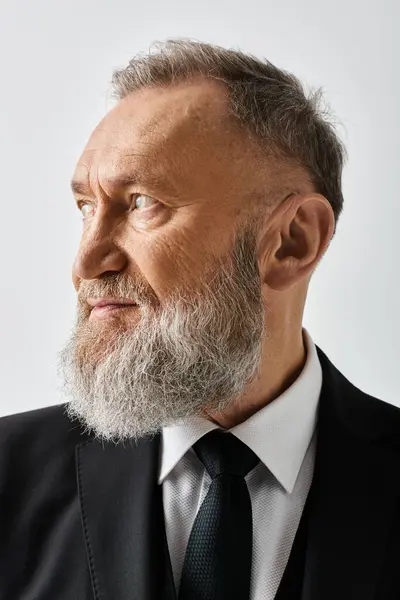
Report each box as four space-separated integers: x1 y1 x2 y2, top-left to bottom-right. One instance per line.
76 433 175 600
302 347 400 600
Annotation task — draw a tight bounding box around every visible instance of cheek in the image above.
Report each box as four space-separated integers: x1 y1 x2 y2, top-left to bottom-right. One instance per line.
131 231 213 302
148 240 199 297
125 209 236 300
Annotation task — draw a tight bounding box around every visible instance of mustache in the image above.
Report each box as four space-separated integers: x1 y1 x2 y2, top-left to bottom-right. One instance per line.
77 273 154 306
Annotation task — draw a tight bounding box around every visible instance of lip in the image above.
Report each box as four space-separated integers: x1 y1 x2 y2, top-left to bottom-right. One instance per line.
87 297 137 308
90 304 138 319
86 298 138 320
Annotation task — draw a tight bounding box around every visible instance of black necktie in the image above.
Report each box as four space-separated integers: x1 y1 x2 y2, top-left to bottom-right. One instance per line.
178 429 260 600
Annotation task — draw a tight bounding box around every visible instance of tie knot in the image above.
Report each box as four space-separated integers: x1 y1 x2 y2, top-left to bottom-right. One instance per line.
193 429 259 480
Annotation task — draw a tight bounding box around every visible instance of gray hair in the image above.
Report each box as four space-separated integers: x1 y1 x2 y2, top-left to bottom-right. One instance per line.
110 39 346 231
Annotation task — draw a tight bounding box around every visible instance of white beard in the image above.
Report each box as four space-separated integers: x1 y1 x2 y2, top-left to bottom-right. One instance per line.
58 227 267 444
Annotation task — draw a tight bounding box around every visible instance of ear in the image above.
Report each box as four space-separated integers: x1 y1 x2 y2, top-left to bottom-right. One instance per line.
258 193 335 291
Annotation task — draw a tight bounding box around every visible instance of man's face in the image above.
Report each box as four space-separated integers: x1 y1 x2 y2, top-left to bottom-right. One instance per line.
59 80 267 442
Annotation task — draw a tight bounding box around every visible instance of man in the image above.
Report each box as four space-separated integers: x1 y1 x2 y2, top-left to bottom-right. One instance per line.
0 39 399 600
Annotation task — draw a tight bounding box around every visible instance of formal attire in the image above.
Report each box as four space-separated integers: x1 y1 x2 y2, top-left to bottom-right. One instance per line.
161 328 321 599
1 330 400 600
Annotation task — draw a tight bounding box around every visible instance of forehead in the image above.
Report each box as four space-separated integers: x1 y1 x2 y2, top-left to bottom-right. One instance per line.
75 80 238 186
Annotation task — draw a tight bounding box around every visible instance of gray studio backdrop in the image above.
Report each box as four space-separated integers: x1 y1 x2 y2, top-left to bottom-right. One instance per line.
0 0 398 417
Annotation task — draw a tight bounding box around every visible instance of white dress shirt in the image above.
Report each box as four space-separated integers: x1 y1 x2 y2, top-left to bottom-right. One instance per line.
159 327 322 599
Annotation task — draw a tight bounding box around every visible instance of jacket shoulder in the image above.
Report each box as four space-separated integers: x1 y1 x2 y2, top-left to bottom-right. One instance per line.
0 403 90 448
339 376 400 441
354 392 400 440
316 345 400 441
0 404 92 477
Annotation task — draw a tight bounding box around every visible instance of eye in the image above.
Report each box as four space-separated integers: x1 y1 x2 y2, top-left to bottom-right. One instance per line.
133 194 157 211
78 202 95 219
77 195 157 220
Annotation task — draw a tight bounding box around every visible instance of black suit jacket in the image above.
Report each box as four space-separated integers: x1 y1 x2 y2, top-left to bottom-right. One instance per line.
1 345 400 600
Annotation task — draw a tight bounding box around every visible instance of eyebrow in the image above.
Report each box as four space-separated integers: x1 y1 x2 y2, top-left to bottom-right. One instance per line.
70 172 177 198
70 180 91 196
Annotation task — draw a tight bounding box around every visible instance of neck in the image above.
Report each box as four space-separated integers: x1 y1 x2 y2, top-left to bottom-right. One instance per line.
203 328 307 429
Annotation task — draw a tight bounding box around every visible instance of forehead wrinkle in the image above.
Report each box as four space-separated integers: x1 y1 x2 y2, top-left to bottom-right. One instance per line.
86 149 180 201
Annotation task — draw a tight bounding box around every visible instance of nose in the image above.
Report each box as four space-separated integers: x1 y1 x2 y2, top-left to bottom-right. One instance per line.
72 228 127 289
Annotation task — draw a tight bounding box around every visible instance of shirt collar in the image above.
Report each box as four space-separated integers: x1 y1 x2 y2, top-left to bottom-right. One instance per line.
158 328 322 493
